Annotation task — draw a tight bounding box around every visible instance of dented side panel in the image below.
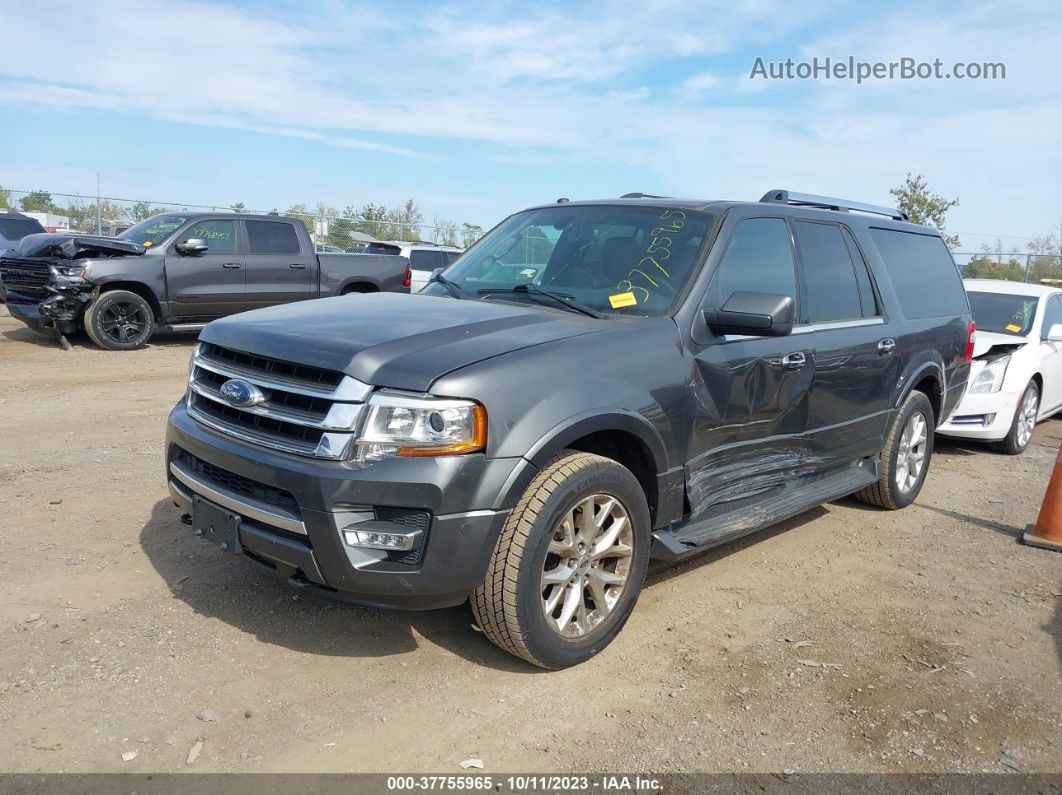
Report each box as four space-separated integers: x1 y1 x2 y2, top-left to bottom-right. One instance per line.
685 335 815 519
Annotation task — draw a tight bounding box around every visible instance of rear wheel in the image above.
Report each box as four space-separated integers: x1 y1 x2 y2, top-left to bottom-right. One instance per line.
855 390 935 510
990 380 1039 455
84 290 155 351
471 450 651 669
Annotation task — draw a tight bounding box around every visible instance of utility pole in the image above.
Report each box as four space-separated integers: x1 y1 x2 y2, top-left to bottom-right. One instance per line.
95 173 102 235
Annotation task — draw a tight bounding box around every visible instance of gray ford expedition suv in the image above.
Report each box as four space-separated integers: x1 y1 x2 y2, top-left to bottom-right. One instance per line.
165 190 973 668
0 212 410 350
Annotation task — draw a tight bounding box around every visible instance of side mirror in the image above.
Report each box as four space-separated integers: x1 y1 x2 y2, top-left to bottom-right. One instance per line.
703 291 794 337
176 238 209 255
429 267 444 280
1047 323 1062 342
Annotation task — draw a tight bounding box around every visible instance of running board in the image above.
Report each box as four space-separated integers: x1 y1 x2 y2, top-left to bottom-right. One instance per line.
163 323 208 333
651 458 879 561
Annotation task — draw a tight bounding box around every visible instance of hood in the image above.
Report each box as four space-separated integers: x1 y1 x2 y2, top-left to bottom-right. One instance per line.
15 233 145 259
973 329 1028 359
200 292 606 391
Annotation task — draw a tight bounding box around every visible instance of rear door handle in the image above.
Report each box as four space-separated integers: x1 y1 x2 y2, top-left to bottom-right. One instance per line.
289 263 308 270
222 262 242 269
878 337 896 355
782 351 807 369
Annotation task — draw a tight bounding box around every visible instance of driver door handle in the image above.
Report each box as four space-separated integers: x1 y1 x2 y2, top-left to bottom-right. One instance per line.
878 337 896 355
782 351 807 369
222 262 242 269
289 263 308 269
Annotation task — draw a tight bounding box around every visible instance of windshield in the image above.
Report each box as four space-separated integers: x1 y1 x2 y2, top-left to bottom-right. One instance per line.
967 291 1038 336
0 218 46 241
428 205 713 316
119 214 188 247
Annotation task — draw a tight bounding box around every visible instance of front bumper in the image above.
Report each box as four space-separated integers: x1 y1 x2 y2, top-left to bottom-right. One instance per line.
166 399 526 609
937 388 1022 441
2 298 53 336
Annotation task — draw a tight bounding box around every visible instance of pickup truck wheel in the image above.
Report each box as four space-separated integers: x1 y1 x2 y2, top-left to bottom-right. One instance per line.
854 390 935 510
990 380 1039 455
84 290 155 351
471 450 650 669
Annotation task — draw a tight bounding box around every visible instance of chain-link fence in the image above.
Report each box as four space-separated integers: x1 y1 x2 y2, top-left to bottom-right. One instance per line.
954 251 1062 283
0 188 484 250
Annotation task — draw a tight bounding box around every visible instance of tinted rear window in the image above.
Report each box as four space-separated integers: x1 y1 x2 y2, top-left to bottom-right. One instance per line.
246 221 301 254
410 250 444 270
0 218 46 241
869 228 967 319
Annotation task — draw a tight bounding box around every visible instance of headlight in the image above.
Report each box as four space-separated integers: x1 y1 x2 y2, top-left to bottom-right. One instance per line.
51 264 87 278
969 355 1010 394
356 392 486 462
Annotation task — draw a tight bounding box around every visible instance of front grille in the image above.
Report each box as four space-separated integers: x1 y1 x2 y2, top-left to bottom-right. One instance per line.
172 446 301 516
200 342 342 388
0 256 51 293
186 343 370 459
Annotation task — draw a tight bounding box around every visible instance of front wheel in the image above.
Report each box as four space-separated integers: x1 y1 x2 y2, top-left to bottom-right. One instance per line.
84 290 155 350
991 380 1039 455
855 390 935 510
471 450 651 669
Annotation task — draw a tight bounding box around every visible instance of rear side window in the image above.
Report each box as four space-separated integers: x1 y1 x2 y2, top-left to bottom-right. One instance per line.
246 221 301 254
712 218 796 304
793 221 866 323
0 218 45 241
410 250 444 271
870 229 966 319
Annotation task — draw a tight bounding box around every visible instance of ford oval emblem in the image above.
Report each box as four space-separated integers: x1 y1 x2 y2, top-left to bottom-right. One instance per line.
219 379 265 408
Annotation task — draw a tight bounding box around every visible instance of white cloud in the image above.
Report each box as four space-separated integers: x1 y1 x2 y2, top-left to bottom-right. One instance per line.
0 0 1058 242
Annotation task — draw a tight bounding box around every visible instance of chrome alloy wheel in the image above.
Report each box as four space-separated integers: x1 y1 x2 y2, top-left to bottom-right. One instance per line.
1016 386 1039 449
895 410 929 493
540 494 634 638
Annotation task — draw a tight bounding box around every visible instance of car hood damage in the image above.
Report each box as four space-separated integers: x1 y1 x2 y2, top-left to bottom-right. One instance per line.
13 232 145 259
972 330 1028 359
200 292 605 392
0 233 143 346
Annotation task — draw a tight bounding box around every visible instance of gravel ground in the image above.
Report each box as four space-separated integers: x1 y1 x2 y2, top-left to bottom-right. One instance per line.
0 305 1059 775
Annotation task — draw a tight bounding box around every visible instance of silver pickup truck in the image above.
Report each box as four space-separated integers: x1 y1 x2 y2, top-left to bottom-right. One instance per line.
0 212 410 350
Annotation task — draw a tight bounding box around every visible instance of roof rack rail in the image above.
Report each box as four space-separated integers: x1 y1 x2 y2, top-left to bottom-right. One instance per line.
759 189 908 221
620 192 670 199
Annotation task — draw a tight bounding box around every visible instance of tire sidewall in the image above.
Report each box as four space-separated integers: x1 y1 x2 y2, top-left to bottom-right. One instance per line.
515 463 651 668
86 291 155 350
885 392 935 509
1008 381 1039 453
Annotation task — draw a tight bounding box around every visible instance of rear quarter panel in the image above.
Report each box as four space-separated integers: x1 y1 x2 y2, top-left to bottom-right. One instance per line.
316 253 410 295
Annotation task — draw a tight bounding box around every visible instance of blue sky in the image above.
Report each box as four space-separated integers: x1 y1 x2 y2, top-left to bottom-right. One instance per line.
0 0 1059 251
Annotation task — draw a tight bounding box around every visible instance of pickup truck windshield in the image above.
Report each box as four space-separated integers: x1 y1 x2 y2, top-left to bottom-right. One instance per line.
119 215 189 248
967 291 1038 336
436 205 713 316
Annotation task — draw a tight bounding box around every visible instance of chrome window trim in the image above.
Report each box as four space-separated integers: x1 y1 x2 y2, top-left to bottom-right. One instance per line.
790 317 885 335
169 460 307 535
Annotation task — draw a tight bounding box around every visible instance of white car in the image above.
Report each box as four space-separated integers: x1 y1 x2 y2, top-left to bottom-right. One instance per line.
937 279 1062 454
398 243 464 293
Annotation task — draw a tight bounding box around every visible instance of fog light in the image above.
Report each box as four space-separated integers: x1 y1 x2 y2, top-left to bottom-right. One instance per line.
343 526 419 551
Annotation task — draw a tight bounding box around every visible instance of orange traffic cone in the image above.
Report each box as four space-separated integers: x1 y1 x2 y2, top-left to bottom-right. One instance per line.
1025 442 1062 552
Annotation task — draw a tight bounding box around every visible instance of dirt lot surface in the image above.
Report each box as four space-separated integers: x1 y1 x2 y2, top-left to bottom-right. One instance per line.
0 305 1060 776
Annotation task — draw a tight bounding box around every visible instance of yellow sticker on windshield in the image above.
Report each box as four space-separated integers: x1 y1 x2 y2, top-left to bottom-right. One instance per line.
1006 323 1021 332
609 291 638 309
142 241 153 247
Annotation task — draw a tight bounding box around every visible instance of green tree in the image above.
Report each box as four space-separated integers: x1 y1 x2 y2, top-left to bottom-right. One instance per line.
63 199 127 232
126 201 167 221
460 222 482 248
431 216 459 246
325 217 358 248
230 202 247 213
284 203 315 235
889 173 960 248
20 190 56 213
0 186 11 209
351 202 395 241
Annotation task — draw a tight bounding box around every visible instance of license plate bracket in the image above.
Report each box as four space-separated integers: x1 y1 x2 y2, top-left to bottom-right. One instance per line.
192 495 242 553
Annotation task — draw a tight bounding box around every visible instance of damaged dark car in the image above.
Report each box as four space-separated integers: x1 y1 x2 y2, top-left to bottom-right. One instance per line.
165 190 973 669
0 212 411 350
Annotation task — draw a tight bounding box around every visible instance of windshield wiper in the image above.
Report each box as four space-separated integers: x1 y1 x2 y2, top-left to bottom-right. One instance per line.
430 270 465 299
478 284 602 318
